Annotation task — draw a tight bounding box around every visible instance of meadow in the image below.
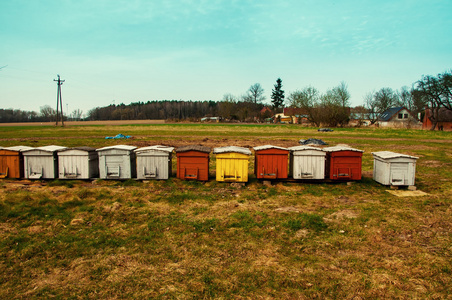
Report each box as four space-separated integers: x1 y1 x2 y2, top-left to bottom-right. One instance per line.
0 123 451 299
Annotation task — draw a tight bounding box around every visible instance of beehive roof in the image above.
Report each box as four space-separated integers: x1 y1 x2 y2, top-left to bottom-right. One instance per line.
175 145 211 153
372 151 418 160
253 145 288 151
288 145 324 152
135 145 174 153
96 145 137 152
3 145 35 152
59 146 97 152
31 145 67 152
323 146 364 153
213 146 251 155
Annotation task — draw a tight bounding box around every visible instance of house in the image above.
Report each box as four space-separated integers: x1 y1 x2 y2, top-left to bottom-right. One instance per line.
377 107 421 129
283 107 310 124
273 113 293 124
422 107 452 131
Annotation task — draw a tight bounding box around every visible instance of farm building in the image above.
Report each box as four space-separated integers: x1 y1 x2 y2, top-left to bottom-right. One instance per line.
378 107 421 129
324 146 364 181
253 145 289 180
372 151 418 186
288 146 326 180
96 145 137 179
0 146 34 178
57 147 99 179
176 145 211 181
22 145 67 179
135 145 174 180
214 146 251 183
422 107 452 131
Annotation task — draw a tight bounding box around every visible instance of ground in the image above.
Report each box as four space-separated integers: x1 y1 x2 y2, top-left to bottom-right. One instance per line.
0 123 451 299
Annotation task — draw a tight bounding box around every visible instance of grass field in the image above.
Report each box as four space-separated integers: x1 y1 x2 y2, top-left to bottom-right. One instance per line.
0 123 451 299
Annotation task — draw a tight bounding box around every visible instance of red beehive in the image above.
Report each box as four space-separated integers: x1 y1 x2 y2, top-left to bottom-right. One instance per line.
253 145 289 180
175 145 211 181
0 146 34 179
324 146 364 181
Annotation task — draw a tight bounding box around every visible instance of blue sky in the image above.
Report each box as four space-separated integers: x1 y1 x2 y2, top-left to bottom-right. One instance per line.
0 0 451 116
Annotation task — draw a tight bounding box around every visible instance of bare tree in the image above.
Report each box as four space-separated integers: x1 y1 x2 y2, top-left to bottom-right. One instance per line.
245 83 266 104
288 86 321 126
414 70 452 130
40 105 56 121
71 109 83 120
364 88 398 125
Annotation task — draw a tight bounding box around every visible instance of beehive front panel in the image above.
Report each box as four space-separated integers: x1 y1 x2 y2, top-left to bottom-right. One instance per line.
389 162 410 185
59 155 89 179
177 151 209 181
294 155 325 179
137 155 170 180
25 155 56 179
0 150 22 178
254 149 289 180
106 154 131 179
216 153 249 182
329 152 362 180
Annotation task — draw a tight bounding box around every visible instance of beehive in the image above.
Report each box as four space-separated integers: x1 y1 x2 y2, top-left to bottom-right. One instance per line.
372 151 418 186
176 145 211 181
135 145 174 180
96 145 137 179
253 145 289 180
288 146 326 180
324 146 364 181
214 146 251 183
57 147 99 179
0 146 34 178
22 145 67 179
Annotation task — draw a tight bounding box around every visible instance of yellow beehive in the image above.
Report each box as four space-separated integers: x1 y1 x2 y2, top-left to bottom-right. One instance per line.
214 146 251 183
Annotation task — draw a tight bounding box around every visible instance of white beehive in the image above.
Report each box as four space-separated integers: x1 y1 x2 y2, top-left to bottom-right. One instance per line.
22 145 67 179
57 147 99 179
134 145 174 180
288 146 326 179
372 151 418 186
96 145 137 179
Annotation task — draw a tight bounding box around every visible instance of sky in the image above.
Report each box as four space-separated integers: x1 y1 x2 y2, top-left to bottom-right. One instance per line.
0 0 451 117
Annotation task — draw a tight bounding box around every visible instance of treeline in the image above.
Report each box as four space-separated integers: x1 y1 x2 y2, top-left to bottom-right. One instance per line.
0 109 43 123
86 100 267 122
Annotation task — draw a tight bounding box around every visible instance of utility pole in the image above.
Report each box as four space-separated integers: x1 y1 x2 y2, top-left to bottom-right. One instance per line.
54 74 65 126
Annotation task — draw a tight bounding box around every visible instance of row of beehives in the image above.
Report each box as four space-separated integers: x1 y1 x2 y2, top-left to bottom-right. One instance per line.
0 144 418 186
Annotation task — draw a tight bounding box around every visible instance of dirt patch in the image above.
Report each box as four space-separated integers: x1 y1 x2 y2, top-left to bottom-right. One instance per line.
386 190 429 197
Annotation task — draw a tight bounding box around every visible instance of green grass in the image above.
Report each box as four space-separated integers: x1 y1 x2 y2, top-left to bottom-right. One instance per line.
0 124 451 298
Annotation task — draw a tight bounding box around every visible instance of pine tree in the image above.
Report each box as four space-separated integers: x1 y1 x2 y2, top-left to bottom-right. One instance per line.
271 78 285 109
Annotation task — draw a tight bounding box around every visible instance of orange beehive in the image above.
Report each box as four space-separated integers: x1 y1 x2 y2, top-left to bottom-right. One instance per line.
324 146 364 181
175 145 211 181
0 146 34 179
253 145 289 180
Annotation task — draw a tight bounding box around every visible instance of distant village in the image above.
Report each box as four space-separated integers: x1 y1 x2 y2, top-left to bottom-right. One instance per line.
0 71 450 131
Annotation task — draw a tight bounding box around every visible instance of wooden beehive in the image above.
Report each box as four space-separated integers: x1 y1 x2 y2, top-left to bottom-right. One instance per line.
0 146 34 178
176 145 211 181
57 147 99 179
214 146 251 183
288 146 326 180
22 145 67 179
324 146 364 181
96 145 137 179
253 145 289 180
372 151 418 186
135 145 174 180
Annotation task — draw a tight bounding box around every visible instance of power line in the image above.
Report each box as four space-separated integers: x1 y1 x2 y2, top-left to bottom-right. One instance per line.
54 74 65 126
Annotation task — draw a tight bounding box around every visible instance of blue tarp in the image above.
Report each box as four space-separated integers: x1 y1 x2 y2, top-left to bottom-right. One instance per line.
105 134 132 139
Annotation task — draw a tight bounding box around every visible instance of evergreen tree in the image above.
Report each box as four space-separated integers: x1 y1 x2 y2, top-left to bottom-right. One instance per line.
271 78 285 109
